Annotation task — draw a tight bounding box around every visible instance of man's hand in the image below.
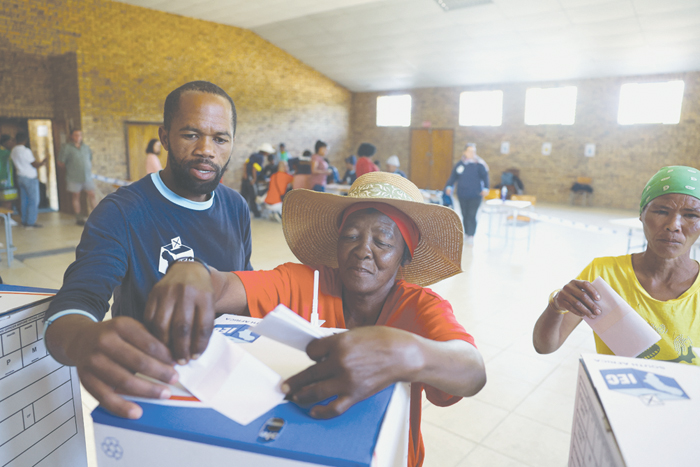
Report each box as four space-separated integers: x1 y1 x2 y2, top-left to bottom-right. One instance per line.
445 187 453 196
143 261 215 364
45 315 178 419
554 280 601 319
282 327 421 419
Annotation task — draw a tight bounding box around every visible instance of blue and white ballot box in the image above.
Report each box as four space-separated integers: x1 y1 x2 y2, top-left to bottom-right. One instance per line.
92 315 410 467
569 353 700 467
0 285 89 467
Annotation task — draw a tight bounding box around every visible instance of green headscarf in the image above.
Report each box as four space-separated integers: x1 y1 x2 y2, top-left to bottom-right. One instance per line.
640 166 700 214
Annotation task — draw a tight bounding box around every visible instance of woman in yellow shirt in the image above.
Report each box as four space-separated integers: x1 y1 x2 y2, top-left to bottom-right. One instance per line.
533 166 700 365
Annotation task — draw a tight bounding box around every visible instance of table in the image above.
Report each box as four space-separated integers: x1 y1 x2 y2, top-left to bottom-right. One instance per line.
325 183 352 195
484 199 533 247
609 218 645 254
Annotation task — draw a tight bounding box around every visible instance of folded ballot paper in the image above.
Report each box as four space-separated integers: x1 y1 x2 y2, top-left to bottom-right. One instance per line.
583 277 661 357
176 305 336 426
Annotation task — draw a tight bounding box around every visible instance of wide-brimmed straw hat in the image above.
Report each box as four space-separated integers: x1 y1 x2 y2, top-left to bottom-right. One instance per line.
282 172 463 286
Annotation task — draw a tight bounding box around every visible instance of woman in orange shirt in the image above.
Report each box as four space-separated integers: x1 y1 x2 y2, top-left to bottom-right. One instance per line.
264 161 293 221
148 172 486 467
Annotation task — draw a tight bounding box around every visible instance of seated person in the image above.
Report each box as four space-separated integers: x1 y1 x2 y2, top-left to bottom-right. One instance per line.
495 169 524 197
355 143 379 177
264 161 293 219
533 166 700 365
150 172 486 467
341 155 357 185
261 153 278 181
386 155 407 178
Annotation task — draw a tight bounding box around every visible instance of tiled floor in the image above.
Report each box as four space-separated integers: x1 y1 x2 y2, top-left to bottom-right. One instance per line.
0 202 642 467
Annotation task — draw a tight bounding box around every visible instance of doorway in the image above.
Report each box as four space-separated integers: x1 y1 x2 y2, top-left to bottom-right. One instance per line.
126 123 163 182
409 129 454 190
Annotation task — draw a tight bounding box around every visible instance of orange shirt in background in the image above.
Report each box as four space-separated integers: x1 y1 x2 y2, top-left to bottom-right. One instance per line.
234 263 476 467
355 156 379 178
265 171 293 205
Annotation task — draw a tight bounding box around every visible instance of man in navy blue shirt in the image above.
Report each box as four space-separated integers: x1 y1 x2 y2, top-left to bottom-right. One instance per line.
444 143 489 245
44 81 252 419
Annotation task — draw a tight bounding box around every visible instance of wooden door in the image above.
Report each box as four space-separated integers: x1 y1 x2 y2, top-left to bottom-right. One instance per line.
409 129 454 190
126 123 163 182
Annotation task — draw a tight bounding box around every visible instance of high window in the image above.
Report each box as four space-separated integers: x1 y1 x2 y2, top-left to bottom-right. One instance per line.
376 95 412 127
459 90 503 126
524 86 577 125
617 81 685 125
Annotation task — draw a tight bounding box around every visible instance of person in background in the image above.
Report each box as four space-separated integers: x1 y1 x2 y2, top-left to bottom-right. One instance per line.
43 80 253 419
58 129 96 226
341 155 357 185
310 140 331 192
0 135 18 221
264 160 293 221
278 143 289 162
325 157 340 184
355 142 379 177
386 155 407 178
261 153 278 181
444 143 489 246
10 132 48 228
242 143 274 218
145 138 163 174
533 166 700 365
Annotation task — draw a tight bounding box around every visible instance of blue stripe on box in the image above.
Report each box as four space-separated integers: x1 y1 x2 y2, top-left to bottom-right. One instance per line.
92 385 394 467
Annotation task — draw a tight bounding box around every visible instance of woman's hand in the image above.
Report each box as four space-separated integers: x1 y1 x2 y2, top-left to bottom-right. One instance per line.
282 327 421 419
282 326 485 419
554 280 601 319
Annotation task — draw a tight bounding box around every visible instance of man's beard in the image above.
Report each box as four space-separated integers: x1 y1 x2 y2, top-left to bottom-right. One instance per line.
168 151 230 195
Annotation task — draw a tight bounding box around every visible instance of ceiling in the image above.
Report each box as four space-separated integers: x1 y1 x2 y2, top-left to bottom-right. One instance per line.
117 0 700 92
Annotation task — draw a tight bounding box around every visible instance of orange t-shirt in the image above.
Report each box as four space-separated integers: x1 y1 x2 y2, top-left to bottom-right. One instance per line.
234 263 475 467
265 172 293 205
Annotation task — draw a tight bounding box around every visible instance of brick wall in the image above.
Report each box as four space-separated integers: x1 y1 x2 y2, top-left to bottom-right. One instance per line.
351 73 700 210
2 0 351 186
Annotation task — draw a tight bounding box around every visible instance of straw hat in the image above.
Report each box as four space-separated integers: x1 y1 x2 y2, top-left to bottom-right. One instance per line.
282 172 464 286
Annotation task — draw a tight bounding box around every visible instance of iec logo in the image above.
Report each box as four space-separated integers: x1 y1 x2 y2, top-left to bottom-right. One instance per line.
101 437 123 460
601 368 689 405
214 324 260 343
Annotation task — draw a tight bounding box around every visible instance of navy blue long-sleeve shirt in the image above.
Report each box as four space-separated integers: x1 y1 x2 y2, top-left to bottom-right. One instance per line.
47 172 252 323
444 159 489 199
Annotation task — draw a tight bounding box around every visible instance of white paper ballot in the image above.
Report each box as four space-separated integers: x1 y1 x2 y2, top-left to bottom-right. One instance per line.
583 277 661 357
251 304 336 352
176 331 285 425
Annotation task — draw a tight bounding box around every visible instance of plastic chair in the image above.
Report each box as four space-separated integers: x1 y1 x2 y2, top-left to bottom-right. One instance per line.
484 189 500 200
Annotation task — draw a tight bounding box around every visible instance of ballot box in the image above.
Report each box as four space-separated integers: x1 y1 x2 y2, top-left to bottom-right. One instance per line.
569 353 700 467
0 285 88 467
92 315 410 467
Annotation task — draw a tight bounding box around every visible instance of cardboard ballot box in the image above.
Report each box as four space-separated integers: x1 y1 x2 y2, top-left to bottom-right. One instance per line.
569 353 700 467
92 315 410 467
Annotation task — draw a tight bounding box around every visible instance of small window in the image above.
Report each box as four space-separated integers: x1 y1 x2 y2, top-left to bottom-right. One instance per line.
459 90 503 126
524 86 577 125
617 81 685 125
376 95 411 127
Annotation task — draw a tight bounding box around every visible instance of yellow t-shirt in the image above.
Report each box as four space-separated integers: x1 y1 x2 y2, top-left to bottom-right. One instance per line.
576 255 700 365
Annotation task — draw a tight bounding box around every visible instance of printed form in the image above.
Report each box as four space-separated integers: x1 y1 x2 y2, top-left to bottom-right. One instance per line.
0 291 88 467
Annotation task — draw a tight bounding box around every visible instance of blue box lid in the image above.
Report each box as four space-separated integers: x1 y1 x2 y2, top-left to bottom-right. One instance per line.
92 385 394 467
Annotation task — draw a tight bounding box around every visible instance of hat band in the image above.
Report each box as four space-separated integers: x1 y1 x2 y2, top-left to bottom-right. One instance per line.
347 182 417 202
